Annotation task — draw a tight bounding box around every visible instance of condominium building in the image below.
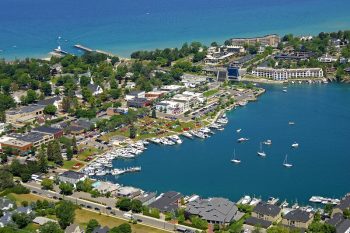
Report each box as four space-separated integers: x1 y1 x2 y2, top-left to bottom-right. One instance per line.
231 34 280 48
252 67 324 80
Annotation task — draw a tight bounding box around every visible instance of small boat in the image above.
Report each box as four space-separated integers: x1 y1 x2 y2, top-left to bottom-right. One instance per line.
263 139 272 145
237 138 249 143
231 149 241 164
283 154 293 168
241 196 251 205
217 127 224 131
283 89 288 93
291 142 299 148
288 121 295 125
236 129 242 133
182 131 193 139
257 142 266 157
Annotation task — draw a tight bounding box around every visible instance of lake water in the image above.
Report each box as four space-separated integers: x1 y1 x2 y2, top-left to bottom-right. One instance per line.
1 0 350 59
105 83 350 204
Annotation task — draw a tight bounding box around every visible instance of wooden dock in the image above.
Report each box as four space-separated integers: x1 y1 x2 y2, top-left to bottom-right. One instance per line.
74 44 116 57
74 44 93 52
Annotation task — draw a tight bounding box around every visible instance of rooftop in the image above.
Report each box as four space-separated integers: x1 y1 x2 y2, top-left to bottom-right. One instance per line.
6 104 44 115
253 202 281 217
149 191 183 212
11 132 49 143
283 209 313 223
32 126 62 135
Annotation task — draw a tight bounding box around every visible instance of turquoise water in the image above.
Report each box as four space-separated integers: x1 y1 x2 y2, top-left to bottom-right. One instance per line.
1 0 350 59
107 84 350 204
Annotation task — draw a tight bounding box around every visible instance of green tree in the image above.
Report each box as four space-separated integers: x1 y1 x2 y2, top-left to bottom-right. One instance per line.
131 199 143 213
116 198 132 211
81 87 92 101
55 201 75 229
151 109 157 119
344 208 350 219
86 219 100 233
41 178 54 190
76 178 93 192
66 146 73 161
110 88 121 99
12 212 32 228
110 223 132 233
25 89 38 104
41 83 52 96
39 222 64 233
59 182 74 195
129 125 137 139
0 167 14 191
37 147 48 173
62 97 71 113
44 104 57 115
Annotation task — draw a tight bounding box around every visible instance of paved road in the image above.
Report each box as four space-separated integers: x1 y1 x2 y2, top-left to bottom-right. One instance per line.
23 183 198 233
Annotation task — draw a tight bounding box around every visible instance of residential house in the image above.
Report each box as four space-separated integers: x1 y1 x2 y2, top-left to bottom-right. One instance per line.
0 212 13 228
332 194 350 217
33 216 57 226
186 197 244 225
327 213 350 233
245 202 282 228
59 171 86 186
92 226 109 233
37 96 62 110
106 107 128 116
282 209 314 229
125 91 146 101
149 191 183 213
318 54 337 63
0 198 14 211
135 192 157 206
65 223 84 233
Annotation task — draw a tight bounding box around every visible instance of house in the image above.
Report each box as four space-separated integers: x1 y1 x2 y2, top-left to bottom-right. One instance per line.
33 216 58 226
318 54 337 63
0 212 13 228
115 186 141 198
135 192 157 206
282 209 314 229
65 223 84 233
37 96 62 110
67 125 86 135
149 191 183 213
245 202 282 228
127 98 150 108
59 171 86 186
186 197 244 225
106 107 128 116
344 67 350 74
32 126 64 139
0 198 14 211
15 206 33 215
125 81 136 89
125 91 146 101
327 213 350 233
332 194 350 217
92 226 109 233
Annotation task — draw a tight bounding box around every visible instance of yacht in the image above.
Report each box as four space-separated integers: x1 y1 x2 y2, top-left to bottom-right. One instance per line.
283 154 293 168
263 139 272 145
182 131 193 139
257 142 266 157
236 129 242 133
168 135 182 144
291 142 299 148
237 138 249 143
217 127 224 131
241 196 251 205
288 121 295 125
231 149 241 164
111 169 125 176
149 138 161 144
283 89 288 93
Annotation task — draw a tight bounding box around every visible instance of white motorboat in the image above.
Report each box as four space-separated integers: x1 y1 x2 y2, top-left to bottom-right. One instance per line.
237 137 249 143
263 139 272 145
283 154 293 168
236 129 242 133
283 89 288 93
288 121 295 125
168 135 182 144
241 196 251 205
182 131 193 139
231 149 241 164
291 142 299 148
257 142 266 157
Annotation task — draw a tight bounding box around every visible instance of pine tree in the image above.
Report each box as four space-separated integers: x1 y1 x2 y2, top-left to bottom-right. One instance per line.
37 146 48 173
66 146 73 161
72 136 78 154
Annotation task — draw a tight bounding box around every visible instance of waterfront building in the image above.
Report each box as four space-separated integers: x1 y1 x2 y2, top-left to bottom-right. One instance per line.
186 197 244 225
245 202 282 228
252 67 324 80
135 192 157 206
92 181 120 195
171 91 204 111
155 100 185 115
281 209 314 229
32 126 64 139
227 66 246 81
332 194 350 217
115 186 141 198
58 171 86 186
231 34 280 48
327 213 350 233
149 191 183 213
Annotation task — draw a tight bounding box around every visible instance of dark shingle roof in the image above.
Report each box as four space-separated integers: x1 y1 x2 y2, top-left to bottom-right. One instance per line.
283 209 312 223
149 191 182 212
245 216 272 228
337 195 350 211
37 96 61 106
337 219 350 233
327 213 344 226
33 126 62 134
92 226 109 233
253 202 281 217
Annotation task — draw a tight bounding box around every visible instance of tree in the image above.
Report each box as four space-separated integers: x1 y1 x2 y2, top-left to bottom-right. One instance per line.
12 212 32 228
55 201 75 229
0 168 14 191
41 83 52 96
116 198 131 211
344 208 350 219
39 222 64 233
110 223 132 233
37 147 48 173
62 97 71 112
72 136 78 154
47 140 63 165
131 199 142 213
151 109 157 119
76 178 93 192
0 93 16 112
86 219 100 233
25 89 38 104
44 104 57 115
110 88 121 99
41 178 54 190
82 87 92 101
80 76 90 87
129 125 137 139
66 146 73 161
59 182 74 195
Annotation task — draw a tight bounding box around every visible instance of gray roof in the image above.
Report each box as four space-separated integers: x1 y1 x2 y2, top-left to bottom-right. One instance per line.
60 171 85 180
33 216 57 225
337 219 350 233
65 223 82 233
11 131 48 143
92 226 109 233
336 195 350 211
32 126 62 134
149 191 183 212
253 202 281 217
327 213 350 233
15 206 32 214
283 209 312 223
245 216 272 228
6 104 44 115
37 96 61 106
0 212 13 226
136 192 156 204
327 213 345 226
186 197 240 223
0 198 14 210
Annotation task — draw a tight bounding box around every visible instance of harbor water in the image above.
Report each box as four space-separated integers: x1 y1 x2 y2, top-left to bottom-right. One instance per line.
105 83 350 204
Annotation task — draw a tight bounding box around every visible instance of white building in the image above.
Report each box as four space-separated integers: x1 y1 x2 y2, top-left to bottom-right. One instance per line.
318 54 337 63
160 85 183 93
125 91 145 101
155 101 185 115
0 123 7 134
252 67 324 80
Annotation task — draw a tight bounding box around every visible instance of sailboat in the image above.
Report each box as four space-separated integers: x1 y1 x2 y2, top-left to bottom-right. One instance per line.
231 149 241 164
283 154 293 168
257 142 266 157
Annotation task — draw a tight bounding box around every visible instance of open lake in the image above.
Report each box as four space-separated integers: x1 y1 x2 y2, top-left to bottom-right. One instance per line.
105 83 350 204
1 0 350 59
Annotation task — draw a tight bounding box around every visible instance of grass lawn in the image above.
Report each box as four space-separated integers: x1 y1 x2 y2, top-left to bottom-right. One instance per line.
6 193 50 205
203 89 219 97
75 209 168 233
76 147 101 161
62 159 85 170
